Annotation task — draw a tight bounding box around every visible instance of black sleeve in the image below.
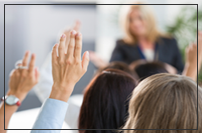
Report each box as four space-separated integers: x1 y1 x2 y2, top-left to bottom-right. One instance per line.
172 38 184 73
109 41 125 62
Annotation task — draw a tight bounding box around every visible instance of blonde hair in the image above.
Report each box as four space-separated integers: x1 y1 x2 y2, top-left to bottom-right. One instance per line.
123 73 202 132
120 2 162 44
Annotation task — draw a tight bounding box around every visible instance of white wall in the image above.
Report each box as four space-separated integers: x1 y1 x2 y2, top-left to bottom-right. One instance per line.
27 5 96 66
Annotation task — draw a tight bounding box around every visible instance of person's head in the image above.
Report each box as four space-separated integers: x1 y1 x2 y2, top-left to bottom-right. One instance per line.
120 2 161 44
79 69 137 133
130 60 168 81
96 61 137 79
123 73 202 132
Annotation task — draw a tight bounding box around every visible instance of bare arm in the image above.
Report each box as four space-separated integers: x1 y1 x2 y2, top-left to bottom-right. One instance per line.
0 52 39 133
182 31 202 81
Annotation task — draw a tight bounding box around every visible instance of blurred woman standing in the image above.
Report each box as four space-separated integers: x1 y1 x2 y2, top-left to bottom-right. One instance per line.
110 3 184 72
91 3 184 73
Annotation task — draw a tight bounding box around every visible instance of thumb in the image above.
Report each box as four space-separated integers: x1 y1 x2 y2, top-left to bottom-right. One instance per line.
82 51 89 72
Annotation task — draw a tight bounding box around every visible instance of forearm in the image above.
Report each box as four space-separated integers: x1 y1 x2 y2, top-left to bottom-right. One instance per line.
49 83 75 102
31 83 73 132
34 52 53 103
183 55 202 82
0 91 26 132
32 98 68 132
0 102 18 133
182 63 197 81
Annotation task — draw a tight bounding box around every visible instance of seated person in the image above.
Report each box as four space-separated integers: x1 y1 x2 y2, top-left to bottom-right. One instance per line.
79 68 136 131
95 61 137 78
123 73 202 131
130 61 168 81
130 36 202 82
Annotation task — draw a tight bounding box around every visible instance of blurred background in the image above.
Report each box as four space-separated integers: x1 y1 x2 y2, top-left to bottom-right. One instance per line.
0 0 201 120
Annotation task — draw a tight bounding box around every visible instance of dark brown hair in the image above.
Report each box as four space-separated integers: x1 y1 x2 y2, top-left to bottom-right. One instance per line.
97 61 137 79
79 69 137 133
130 60 168 81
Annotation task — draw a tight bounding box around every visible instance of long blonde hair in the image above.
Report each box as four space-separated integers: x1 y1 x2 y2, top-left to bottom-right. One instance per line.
120 2 163 44
123 73 202 132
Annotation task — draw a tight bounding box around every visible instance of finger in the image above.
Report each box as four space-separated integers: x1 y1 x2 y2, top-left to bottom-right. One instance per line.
74 32 82 61
28 53 36 74
15 69 20 77
9 69 15 77
185 46 189 54
52 43 59 64
58 34 66 63
64 30 71 53
22 51 30 67
17 63 22 67
82 51 89 72
73 20 81 32
35 67 40 83
88 51 98 61
189 45 194 52
191 43 196 50
16 63 22 74
21 51 30 77
66 30 77 59
193 43 197 49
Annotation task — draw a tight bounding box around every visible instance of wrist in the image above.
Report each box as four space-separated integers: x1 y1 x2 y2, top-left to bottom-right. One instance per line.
49 83 75 102
183 63 197 81
185 62 197 69
6 90 27 102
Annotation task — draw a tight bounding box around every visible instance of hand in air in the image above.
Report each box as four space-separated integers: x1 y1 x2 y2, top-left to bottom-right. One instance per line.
50 30 89 102
8 51 39 101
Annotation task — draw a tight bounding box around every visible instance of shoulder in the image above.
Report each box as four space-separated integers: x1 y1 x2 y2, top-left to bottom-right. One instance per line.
158 36 178 48
116 39 126 45
116 39 133 47
159 36 177 43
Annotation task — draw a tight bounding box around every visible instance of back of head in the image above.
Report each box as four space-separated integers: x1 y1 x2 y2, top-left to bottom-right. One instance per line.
123 73 202 132
79 69 137 133
130 60 168 81
97 61 137 79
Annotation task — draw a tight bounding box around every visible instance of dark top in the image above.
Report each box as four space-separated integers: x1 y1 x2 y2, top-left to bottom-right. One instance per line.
109 37 184 73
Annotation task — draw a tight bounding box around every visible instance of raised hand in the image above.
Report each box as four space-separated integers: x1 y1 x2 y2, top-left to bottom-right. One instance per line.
186 31 202 70
8 51 40 101
186 43 197 66
182 43 198 81
0 51 39 133
50 30 89 102
182 31 202 81
63 20 81 52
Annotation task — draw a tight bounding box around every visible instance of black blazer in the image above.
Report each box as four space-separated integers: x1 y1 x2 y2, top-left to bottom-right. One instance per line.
109 37 184 73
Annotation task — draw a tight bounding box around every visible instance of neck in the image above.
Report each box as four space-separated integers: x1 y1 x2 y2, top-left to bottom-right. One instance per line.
137 36 154 49
137 35 148 42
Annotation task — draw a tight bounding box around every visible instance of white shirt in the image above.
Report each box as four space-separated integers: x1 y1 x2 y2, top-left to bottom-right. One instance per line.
142 49 155 61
